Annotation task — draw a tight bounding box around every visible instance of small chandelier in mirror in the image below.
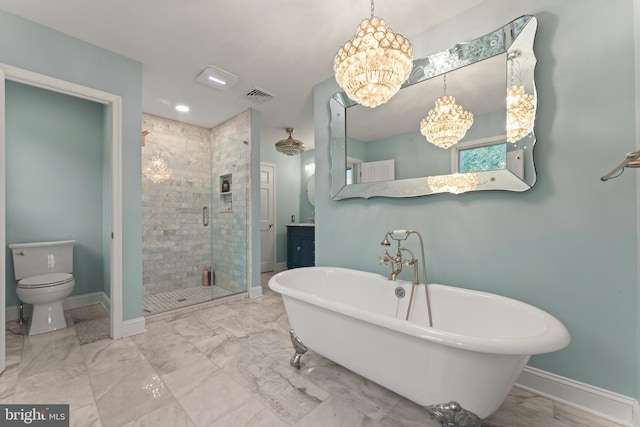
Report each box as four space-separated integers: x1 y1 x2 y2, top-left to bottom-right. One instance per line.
275 128 305 156
420 74 473 149
506 86 535 142
506 51 536 142
143 155 172 183
334 0 413 108
428 173 479 194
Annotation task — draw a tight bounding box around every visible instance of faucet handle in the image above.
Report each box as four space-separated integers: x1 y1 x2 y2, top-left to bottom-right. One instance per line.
379 256 389 265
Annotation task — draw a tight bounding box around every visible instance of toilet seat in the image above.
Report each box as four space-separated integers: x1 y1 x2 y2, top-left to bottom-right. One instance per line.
18 273 73 289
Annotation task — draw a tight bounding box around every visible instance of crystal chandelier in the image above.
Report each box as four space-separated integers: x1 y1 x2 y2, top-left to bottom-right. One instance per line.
506 50 536 142
275 128 305 156
334 0 413 108
420 74 473 149
506 85 535 142
143 155 172 183
428 173 478 194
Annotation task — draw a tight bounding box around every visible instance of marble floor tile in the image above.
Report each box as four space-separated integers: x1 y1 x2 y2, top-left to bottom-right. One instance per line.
164 368 257 427
168 310 225 341
1 272 625 427
131 320 213 377
206 398 287 427
214 313 273 338
19 327 85 379
14 364 100 427
81 336 145 377
299 359 404 420
242 355 330 424
121 400 196 427
483 387 622 427
293 395 390 427
89 359 176 427
0 329 24 404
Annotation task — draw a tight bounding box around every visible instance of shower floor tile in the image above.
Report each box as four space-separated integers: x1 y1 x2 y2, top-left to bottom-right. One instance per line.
143 285 233 314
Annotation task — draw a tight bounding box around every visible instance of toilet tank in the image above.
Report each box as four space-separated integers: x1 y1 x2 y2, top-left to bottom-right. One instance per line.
9 240 75 280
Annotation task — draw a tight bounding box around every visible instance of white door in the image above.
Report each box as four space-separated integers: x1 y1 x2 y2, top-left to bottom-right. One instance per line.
260 163 275 272
360 159 395 183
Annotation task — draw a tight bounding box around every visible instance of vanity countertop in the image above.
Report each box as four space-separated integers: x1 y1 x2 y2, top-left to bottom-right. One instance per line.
286 223 315 227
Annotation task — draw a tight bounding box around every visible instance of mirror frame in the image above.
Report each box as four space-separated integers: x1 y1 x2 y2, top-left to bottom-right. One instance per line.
330 15 538 200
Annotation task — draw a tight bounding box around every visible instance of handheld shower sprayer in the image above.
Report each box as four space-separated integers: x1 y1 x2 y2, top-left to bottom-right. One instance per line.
381 230 412 246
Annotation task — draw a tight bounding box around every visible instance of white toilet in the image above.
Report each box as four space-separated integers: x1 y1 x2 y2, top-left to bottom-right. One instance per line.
9 240 76 335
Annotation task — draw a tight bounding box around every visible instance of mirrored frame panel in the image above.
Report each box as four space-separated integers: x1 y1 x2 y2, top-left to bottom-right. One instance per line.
330 15 538 200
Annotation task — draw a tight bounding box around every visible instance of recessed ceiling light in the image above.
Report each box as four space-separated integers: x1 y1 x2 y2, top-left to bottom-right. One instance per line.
196 66 239 91
175 104 190 112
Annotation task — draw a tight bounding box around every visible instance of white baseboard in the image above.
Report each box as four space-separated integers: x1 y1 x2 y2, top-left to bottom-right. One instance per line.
121 317 146 337
517 366 637 426
250 285 263 298
100 293 111 316
6 292 106 321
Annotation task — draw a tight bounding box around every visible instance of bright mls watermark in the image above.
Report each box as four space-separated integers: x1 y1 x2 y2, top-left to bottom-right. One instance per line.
1 405 69 426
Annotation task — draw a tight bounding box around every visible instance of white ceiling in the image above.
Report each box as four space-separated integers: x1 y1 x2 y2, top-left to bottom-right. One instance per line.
0 0 486 149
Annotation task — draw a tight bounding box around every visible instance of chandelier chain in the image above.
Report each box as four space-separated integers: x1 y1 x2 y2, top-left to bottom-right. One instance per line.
370 0 374 19
443 74 447 96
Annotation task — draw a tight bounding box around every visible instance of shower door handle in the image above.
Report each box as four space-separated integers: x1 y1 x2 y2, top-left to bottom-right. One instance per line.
203 206 209 227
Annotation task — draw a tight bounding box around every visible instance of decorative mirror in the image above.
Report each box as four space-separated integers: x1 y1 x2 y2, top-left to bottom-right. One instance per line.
330 15 538 200
307 174 315 206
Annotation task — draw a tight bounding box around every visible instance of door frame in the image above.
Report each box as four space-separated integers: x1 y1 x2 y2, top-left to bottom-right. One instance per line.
0 63 124 357
260 162 276 273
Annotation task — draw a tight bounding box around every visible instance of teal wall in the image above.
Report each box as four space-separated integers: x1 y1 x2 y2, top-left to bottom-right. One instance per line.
0 11 143 320
5 82 106 305
261 144 301 265
314 0 638 397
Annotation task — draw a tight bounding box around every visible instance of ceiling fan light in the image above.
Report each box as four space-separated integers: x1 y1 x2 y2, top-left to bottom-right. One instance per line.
275 127 305 156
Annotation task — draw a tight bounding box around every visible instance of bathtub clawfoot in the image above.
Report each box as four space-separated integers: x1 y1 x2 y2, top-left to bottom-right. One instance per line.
289 329 308 368
424 401 483 427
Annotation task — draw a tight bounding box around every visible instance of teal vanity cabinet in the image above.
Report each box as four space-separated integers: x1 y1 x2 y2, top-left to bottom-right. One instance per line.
286 224 315 268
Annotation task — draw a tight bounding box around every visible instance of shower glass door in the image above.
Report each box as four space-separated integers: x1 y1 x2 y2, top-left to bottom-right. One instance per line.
141 116 248 314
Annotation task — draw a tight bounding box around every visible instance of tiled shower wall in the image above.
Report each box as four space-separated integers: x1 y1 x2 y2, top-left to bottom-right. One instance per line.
142 114 213 296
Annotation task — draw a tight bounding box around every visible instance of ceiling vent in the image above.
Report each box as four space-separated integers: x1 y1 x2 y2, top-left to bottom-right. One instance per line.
245 87 274 105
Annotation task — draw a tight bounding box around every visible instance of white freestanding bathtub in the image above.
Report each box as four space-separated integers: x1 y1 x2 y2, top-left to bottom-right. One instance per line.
268 267 570 424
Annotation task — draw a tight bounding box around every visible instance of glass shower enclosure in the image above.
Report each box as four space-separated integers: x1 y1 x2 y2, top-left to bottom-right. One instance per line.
141 117 248 315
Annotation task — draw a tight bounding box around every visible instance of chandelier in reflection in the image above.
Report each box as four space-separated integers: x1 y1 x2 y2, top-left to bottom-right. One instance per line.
143 155 172 183
428 173 479 194
420 75 473 149
506 85 535 142
334 0 413 108
506 50 536 142
275 127 305 156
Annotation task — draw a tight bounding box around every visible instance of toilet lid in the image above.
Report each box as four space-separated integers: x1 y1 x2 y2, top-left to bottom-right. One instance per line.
19 273 73 288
